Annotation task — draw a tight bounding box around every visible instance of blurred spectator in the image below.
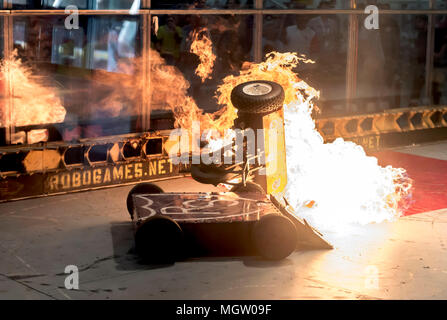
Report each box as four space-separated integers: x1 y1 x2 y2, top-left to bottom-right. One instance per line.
179 15 209 97
117 19 138 59
307 1 338 59
156 16 183 65
216 29 245 74
227 0 253 62
305 2 344 114
379 4 401 108
106 27 120 72
410 15 428 105
356 2 385 112
283 15 316 57
210 12 249 74
433 23 447 104
263 15 285 55
189 0 208 9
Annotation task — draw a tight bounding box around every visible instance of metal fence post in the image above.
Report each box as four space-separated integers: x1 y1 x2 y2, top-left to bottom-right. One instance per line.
141 0 151 132
253 0 263 62
424 0 435 105
345 0 358 114
2 0 12 144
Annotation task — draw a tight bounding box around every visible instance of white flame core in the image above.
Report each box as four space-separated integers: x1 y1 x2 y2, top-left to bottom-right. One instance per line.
283 93 410 231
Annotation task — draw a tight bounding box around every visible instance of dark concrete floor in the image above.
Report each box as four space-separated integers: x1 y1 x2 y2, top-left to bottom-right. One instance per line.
0 142 447 299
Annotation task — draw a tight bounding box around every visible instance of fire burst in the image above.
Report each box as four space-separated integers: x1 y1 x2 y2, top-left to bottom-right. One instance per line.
284 99 412 230
163 49 412 229
190 28 216 82
0 53 66 127
215 52 412 229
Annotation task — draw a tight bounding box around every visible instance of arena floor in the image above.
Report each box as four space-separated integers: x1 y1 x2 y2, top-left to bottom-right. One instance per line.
1 141 447 299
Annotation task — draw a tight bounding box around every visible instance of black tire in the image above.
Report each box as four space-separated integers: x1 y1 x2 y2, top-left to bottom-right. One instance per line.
135 215 183 263
252 214 297 260
190 164 233 186
231 80 285 115
231 181 265 196
127 183 164 218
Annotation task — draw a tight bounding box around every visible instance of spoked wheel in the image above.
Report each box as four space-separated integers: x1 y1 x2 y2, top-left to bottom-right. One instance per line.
251 214 297 260
135 215 183 264
127 183 164 219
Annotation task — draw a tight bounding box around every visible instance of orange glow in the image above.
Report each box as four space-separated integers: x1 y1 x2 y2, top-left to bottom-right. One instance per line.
190 28 216 83
216 52 318 112
91 49 234 135
213 51 412 228
0 47 413 228
0 52 66 127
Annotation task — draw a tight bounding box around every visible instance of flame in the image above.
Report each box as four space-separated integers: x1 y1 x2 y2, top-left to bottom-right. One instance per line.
148 48 236 135
154 48 412 230
283 100 412 230
216 52 318 121
0 52 66 127
214 52 412 230
93 48 233 136
190 28 216 82
0 48 412 230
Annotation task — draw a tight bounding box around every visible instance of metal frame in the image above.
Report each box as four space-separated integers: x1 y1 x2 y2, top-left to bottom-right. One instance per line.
316 105 447 151
425 0 435 105
253 0 262 62
0 130 188 202
345 0 358 113
2 2 12 145
141 0 151 131
2 8 447 14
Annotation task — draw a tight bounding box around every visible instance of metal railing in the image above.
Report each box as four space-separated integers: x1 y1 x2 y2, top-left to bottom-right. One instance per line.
316 105 447 139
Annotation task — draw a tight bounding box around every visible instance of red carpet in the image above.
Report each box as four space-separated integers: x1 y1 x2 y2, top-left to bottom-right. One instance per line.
374 151 447 216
